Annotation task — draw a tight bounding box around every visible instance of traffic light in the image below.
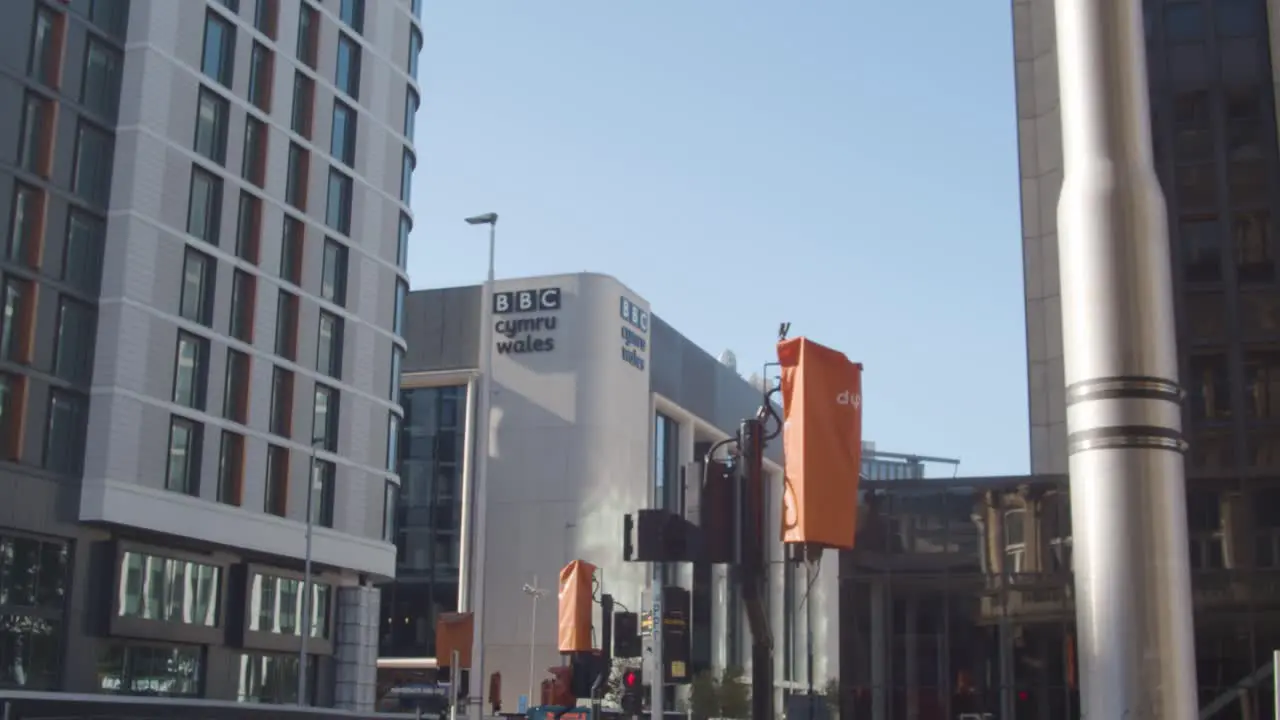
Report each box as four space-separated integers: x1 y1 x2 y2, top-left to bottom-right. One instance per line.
620 667 644 715
568 652 605 699
613 611 641 658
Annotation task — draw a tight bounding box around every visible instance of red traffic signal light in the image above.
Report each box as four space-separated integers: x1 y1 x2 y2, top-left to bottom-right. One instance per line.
624 671 639 688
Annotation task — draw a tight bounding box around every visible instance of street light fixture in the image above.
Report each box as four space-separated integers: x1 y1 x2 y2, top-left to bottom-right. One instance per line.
298 435 326 706
521 577 547 707
461 211 498 719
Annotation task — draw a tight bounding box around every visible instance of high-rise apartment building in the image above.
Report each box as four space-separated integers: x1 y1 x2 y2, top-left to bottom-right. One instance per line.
0 0 418 708
1014 0 1280 707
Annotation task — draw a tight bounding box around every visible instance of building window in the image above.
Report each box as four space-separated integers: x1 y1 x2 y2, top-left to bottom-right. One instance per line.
404 88 418 142
2 276 34 364
280 216 303 285
166 416 203 496
275 291 298 361
88 0 128 38
249 573 330 638
1245 350 1280 419
242 117 267 188
187 166 223 244
0 531 68 690
312 384 338 451
223 349 250 424
396 385 466 579
254 0 278 38
180 248 216 326
270 367 293 437
29 6 61 88
63 210 104 295
325 169 352 235
235 191 261 263
286 142 308 210
194 87 230 166
265 445 288 516
43 389 86 474
296 4 318 69
382 480 397 542
386 412 400 472
248 42 273 112
310 459 335 528
237 652 314 705
339 0 364 33
291 72 314 139
1189 353 1232 421
321 238 347 306
175 324 207 404
53 297 94 384
82 38 122 120
218 431 245 506
400 150 415 205
20 93 53 177
394 280 407 336
1235 209 1274 284
1003 508 1026 575
654 413 679 510
201 11 235 87
230 269 256 343
335 34 361 99
397 213 411 269
0 373 26 460
330 101 356 166
98 644 203 698
389 346 403 400
9 183 45 269
408 27 422 80
117 551 220 626
317 311 342 379
73 121 113 207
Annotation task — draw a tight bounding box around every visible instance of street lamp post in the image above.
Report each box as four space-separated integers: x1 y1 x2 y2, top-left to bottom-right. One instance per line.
522 577 547 707
1054 0 1198 716
298 436 325 706
463 212 498 718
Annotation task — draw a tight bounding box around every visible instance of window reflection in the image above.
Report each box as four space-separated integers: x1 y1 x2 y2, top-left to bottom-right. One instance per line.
117 552 220 627
1243 350 1280 419
97 643 202 697
1188 354 1232 421
397 385 466 579
237 651 313 704
248 573 330 639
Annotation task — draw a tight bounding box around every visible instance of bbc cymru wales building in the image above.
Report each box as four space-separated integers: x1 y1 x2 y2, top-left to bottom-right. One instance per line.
382 272 840 713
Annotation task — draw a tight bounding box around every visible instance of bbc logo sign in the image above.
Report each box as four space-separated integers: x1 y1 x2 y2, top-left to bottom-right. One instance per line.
493 287 561 315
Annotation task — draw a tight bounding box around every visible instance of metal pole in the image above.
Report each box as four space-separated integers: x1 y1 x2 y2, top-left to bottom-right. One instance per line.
456 375 478 613
469 218 498 718
1273 650 1279 720
299 441 318 705
529 575 539 705
1054 0 1198 717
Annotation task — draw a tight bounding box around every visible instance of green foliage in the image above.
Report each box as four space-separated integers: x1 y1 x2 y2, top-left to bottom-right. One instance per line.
689 671 719 720
717 666 751 719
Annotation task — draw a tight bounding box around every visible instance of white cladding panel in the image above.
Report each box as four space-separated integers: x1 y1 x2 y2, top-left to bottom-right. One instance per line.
478 273 651 709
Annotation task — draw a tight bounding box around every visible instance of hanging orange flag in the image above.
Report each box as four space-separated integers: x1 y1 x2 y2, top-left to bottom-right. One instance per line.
777 337 863 550
557 560 596 652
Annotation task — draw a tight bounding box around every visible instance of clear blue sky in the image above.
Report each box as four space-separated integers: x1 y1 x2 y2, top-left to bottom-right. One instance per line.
407 0 1030 477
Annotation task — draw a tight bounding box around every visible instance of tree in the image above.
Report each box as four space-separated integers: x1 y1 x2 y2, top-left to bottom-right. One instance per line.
689 670 719 720
717 666 751 719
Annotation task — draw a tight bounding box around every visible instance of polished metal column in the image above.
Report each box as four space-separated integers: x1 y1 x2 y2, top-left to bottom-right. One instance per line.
1053 0 1199 717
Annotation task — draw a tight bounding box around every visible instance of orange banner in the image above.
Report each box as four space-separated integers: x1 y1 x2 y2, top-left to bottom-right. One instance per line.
777 336 863 550
557 560 596 652
436 611 474 668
